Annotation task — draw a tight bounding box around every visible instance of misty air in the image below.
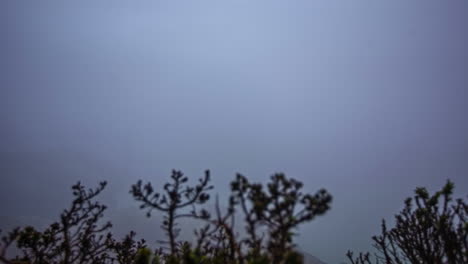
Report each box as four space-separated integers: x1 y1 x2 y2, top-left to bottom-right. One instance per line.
1 1 467 264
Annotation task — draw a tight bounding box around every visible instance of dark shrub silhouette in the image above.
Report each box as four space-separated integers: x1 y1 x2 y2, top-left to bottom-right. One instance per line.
110 231 148 264
5 170 465 263
1 182 113 264
347 180 467 264
229 173 332 264
129 171 332 264
130 170 213 255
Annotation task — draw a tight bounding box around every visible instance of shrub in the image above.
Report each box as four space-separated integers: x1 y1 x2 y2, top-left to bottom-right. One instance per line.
347 180 467 264
1 170 332 264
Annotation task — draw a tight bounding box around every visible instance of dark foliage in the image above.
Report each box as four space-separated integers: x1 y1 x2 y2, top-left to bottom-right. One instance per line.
347 180 467 264
229 173 332 264
3 169 464 264
109 231 147 264
129 170 331 264
1 182 113 264
130 170 213 255
0 228 20 264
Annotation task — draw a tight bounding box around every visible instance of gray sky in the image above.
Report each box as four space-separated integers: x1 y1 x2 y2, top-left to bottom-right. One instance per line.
1 1 467 263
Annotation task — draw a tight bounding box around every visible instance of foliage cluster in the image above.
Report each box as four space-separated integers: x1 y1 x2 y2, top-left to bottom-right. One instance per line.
0 171 466 264
347 180 467 264
0 171 331 264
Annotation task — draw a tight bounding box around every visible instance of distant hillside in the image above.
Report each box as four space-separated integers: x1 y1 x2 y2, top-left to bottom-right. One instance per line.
301 251 328 264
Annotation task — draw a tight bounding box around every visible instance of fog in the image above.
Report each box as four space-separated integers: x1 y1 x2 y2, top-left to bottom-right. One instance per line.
1 1 467 263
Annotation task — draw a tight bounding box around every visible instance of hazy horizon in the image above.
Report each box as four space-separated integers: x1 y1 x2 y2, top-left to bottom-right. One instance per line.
1 1 467 263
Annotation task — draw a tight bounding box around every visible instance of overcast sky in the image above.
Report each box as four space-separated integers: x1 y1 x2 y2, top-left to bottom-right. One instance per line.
1 1 467 263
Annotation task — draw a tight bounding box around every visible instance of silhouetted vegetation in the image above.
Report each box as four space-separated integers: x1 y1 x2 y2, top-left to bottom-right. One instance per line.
228 173 331 264
347 180 467 264
1 181 113 264
0 171 466 264
130 170 213 255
